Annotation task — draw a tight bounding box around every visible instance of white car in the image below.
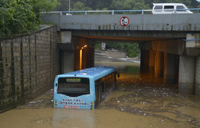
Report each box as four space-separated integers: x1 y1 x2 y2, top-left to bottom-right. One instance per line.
152 3 193 14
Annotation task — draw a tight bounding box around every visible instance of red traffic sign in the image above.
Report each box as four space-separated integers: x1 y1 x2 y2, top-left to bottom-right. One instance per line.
120 16 129 27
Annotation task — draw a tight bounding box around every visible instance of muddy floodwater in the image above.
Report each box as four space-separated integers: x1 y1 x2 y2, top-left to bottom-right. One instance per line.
1 56 200 128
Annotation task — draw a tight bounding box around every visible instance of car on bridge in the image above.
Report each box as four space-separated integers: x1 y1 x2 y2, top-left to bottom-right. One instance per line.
152 3 193 14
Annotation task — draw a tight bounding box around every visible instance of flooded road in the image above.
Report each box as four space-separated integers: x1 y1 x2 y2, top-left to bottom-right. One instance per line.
1 54 200 128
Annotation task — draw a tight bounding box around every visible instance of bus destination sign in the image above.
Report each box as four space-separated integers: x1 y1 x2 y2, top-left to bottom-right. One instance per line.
66 78 81 83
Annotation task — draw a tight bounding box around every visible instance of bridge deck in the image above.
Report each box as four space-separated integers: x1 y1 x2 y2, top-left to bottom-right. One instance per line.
42 14 200 31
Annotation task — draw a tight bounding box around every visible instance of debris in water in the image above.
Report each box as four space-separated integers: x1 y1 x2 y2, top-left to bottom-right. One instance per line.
29 101 41 104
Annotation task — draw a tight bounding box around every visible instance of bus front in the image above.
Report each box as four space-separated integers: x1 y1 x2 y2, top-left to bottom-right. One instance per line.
54 76 95 109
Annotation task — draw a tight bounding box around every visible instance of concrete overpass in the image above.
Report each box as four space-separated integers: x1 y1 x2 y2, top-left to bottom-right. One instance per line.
41 12 200 96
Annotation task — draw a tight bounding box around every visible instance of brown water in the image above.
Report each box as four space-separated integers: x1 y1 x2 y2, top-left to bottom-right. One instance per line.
1 61 200 128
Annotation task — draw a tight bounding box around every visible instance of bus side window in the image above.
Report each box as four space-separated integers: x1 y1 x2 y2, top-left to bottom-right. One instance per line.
102 82 104 93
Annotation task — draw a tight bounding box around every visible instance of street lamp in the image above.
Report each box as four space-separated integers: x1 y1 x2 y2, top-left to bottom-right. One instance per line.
80 45 87 69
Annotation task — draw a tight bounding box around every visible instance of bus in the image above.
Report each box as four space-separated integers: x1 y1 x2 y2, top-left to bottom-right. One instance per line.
53 66 119 109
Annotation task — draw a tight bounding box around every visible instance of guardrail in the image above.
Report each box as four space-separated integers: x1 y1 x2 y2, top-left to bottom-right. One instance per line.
43 8 200 15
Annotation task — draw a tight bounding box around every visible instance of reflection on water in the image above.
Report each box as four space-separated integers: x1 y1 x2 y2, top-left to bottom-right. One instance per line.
1 60 200 128
53 109 94 128
95 61 140 74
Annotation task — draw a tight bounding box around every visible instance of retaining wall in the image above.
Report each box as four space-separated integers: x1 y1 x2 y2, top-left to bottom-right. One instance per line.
0 26 60 112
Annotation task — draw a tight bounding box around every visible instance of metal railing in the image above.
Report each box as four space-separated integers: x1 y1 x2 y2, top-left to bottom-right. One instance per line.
42 8 200 15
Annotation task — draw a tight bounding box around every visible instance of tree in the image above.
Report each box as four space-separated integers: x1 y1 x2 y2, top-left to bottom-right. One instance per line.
109 0 150 14
30 0 60 21
72 2 92 11
95 42 140 58
0 0 38 37
0 0 59 38
54 0 198 11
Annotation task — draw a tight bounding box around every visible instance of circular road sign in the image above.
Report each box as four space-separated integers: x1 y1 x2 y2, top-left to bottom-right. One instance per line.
120 16 129 27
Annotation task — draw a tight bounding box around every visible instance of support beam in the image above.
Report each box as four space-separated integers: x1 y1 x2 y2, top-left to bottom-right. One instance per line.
61 51 74 73
59 31 72 43
140 50 149 78
179 56 195 95
195 55 200 96
164 53 178 85
154 51 164 78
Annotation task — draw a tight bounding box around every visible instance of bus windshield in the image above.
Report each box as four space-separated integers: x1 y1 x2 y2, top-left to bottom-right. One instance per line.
57 77 90 97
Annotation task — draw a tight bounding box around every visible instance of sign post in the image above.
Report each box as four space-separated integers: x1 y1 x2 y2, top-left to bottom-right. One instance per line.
101 43 106 50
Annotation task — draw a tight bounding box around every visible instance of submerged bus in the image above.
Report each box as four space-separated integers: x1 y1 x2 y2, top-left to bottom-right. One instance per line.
53 66 119 109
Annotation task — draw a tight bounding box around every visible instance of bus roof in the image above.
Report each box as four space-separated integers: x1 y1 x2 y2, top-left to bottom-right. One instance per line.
57 66 116 79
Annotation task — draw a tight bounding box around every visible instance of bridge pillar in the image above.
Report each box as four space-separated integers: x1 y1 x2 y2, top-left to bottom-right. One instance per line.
154 51 164 78
140 50 164 79
59 31 72 43
58 31 74 73
140 50 149 78
195 55 200 96
61 51 74 73
164 53 178 85
148 50 155 79
179 56 195 95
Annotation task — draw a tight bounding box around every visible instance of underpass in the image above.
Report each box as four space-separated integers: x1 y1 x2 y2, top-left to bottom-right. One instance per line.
41 11 200 95
1 55 200 128
1 10 200 128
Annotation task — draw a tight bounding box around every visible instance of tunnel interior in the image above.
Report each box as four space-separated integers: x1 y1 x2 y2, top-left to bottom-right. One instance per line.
58 31 187 91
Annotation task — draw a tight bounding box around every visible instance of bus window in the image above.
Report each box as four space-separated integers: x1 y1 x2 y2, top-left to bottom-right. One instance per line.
57 77 90 97
102 82 104 93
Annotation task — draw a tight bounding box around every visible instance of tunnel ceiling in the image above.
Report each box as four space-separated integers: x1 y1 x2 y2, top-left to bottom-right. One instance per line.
75 35 163 42
71 30 186 42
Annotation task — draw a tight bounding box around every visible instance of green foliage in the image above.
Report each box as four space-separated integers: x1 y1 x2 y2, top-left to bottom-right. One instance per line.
96 42 140 58
0 0 59 38
54 0 199 11
72 2 92 11
95 43 102 50
126 43 140 58
110 0 150 10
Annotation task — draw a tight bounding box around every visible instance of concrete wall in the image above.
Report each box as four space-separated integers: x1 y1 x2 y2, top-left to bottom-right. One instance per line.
179 56 195 95
41 14 200 31
61 51 74 73
195 55 200 96
164 53 179 85
0 26 60 112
